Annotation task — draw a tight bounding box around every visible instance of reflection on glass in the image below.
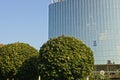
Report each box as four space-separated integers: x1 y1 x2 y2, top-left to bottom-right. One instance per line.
49 0 120 64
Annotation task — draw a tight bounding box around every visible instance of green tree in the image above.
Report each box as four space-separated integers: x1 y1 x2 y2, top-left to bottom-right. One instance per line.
17 56 39 80
38 35 94 80
0 43 4 79
90 74 110 80
0 42 39 80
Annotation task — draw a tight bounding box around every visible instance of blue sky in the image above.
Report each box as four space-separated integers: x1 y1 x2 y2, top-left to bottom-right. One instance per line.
0 0 50 50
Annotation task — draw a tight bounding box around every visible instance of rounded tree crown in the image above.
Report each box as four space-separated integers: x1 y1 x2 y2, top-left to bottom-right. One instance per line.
0 42 39 79
39 35 94 80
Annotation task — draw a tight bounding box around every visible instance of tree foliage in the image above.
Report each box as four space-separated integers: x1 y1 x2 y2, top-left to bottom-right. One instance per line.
0 42 39 79
39 35 94 80
17 56 39 80
90 74 110 80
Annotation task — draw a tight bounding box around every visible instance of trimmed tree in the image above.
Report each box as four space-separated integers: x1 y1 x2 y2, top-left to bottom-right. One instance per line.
0 44 4 79
17 56 39 80
38 35 94 80
0 42 39 80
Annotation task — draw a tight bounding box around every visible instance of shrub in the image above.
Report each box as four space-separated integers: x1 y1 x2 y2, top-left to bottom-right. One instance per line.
0 42 39 80
38 35 94 80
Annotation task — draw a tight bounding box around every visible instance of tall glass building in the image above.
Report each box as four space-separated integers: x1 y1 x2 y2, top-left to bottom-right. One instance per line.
49 0 120 64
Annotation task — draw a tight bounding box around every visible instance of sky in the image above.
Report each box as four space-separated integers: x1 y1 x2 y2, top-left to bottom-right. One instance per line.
0 0 50 50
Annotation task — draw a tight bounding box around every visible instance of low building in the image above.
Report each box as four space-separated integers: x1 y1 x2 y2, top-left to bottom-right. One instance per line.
94 64 120 79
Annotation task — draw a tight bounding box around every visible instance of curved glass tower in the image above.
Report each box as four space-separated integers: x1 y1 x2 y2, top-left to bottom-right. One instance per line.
49 0 120 64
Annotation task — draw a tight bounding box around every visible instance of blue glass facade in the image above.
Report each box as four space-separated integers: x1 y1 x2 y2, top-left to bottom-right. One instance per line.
49 0 120 64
